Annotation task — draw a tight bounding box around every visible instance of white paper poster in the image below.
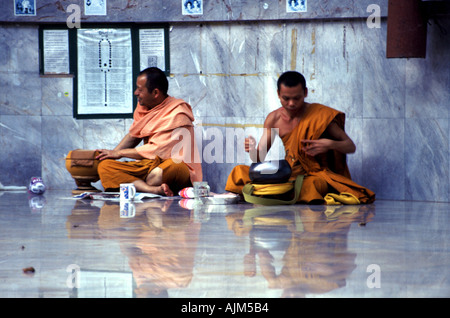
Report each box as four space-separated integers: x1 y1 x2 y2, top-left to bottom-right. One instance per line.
43 30 70 74
77 28 133 116
139 29 166 72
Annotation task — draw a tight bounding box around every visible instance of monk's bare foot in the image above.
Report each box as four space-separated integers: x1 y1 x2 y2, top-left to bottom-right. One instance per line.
132 180 173 196
160 183 173 196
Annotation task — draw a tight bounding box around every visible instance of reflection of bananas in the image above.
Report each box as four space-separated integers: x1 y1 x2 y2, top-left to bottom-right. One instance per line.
251 182 293 195
243 207 304 233
324 205 361 220
324 192 360 205
252 216 292 226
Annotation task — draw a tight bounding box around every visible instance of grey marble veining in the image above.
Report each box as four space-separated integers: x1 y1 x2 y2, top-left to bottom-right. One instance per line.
344 118 363 185
405 118 449 202
0 72 42 116
0 25 39 74
362 119 405 200
41 116 84 190
41 77 73 116
405 56 450 119
0 115 42 186
361 23 406 119
315 21 364 119
0 0 389 23
82 119 128 150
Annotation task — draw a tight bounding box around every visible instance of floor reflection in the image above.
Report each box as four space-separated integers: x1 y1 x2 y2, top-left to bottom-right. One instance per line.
1 190 449 298
226 205 375 297
67 199 201 297
65 198 375 298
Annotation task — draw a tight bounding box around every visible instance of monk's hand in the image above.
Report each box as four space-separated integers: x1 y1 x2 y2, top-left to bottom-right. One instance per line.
244 136 257 153
301 139 333 156
95 149 122 160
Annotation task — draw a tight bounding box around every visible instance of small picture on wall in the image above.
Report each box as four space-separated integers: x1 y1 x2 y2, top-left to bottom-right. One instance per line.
182 0 203 15
14 0 36 16
287 0 307 13
85 0 107 16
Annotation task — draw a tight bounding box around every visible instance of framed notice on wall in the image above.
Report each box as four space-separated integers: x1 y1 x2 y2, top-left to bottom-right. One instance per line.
76 27 134 118
139 28 170 73
39 24 170 119
73 24 169 119
39 27 71 75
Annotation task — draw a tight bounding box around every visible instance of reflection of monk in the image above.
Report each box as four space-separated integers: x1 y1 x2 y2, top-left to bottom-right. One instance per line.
126 210 201 297
67 199 201 298
227 205 374 297
102 201 201 297
225 71 375 204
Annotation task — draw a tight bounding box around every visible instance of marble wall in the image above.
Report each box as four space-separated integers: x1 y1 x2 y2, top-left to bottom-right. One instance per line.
0 0 388 22
0 16 449 202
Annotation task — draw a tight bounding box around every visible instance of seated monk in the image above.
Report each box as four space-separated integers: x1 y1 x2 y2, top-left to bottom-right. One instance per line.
225 71 375 204
96 67 202 196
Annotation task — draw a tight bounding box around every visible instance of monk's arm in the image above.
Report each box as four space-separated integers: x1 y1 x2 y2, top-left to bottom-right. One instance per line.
302 121 356 156
114 133 142 151
96 133 145 160
252 113 278 162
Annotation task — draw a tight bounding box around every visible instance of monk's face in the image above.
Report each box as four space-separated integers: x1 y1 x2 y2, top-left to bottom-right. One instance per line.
277 83 308 113
134 75 158 109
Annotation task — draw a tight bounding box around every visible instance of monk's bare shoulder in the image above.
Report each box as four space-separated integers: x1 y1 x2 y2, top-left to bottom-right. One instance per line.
264 108 283 128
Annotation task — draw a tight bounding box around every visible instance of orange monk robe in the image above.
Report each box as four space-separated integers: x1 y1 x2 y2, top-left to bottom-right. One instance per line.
225 103 375 204
98 96 202 190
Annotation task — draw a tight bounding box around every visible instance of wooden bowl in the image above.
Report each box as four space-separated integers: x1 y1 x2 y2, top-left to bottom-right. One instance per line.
65 150 101 193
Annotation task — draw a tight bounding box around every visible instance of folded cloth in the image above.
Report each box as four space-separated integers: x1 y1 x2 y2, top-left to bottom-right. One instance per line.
324 192 360 205
69 150 99 167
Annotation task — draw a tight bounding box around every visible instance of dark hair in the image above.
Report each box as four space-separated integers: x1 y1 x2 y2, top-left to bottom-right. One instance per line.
139 67 169 95
277 71 307 92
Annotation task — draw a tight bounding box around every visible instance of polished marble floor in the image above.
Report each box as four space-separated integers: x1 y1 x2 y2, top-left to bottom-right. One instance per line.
0 189 449 298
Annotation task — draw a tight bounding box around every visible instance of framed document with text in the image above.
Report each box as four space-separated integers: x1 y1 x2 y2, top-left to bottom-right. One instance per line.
75 27 134 118
39 28 70 75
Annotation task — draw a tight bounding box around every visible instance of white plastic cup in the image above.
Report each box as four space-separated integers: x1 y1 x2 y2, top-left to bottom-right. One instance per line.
120 201 136 218
120 183 136 201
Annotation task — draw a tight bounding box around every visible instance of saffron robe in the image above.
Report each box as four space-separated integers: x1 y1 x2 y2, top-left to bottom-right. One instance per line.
225 103 375 204
98 96 202 191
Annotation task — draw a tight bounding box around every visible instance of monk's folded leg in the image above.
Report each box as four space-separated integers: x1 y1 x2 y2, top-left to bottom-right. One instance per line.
97 159 157 191
158 159 192 193
298 175 330 204
225 165 251 194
